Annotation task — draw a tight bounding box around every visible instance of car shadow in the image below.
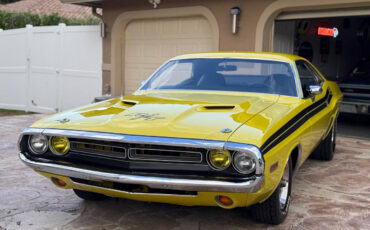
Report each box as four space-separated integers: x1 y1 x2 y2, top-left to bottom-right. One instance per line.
337 113 370 140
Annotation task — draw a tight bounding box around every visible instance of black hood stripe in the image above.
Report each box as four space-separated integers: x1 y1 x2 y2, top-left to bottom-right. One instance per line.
261 89 332 155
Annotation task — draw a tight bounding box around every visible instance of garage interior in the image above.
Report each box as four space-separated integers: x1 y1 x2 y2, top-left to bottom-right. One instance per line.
274 14 370 139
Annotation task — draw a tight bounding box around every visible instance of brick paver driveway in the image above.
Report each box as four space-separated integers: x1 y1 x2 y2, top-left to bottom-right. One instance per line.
1 114 369 230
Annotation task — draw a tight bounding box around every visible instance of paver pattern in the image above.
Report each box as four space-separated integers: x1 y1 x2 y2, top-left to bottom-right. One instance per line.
1 114 369 230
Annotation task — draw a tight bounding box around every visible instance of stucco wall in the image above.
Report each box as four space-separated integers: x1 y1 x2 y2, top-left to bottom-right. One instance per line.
100 0 275 94
100 0 370 95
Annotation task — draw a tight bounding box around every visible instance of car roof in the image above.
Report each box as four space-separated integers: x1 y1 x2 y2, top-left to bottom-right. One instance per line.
172 52 302 63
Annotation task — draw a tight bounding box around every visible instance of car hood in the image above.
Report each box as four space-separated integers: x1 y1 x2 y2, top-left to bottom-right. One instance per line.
31 90 279 142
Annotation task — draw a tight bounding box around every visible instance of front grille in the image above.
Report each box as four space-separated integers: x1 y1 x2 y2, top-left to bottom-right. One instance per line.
70 141 126 159
68 139 205 164
128 148 202 163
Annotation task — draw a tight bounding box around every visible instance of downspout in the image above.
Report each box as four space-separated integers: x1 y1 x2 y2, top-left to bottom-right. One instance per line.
91 6 111 99
92 7 102 19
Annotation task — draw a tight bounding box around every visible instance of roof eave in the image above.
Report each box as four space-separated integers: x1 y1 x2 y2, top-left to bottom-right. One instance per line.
60 0 102 8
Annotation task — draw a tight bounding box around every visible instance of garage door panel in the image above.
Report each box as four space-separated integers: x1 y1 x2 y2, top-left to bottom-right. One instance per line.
142 44 162 58
126 18 213 39
125 68 153 93
180 17 212 35
125 20 158 38
125 16 215 94
161 43 181 58
125 41 143 58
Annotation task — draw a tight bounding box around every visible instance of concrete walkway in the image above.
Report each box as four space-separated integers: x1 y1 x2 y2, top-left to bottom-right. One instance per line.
0 114 369 230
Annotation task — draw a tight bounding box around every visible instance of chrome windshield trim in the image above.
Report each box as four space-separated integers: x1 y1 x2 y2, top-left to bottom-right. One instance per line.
293 61 304 99
290 62 302 99
20 153 264 193
169 57 293 64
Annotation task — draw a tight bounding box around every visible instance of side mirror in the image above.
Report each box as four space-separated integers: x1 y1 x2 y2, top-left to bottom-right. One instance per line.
307 85 322 96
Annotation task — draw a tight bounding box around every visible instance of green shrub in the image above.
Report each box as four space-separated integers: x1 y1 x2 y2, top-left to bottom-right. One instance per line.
0 0 21 4
0 11 100 30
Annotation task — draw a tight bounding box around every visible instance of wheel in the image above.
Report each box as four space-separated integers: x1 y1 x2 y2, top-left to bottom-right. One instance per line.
332 119 337 152
250 157 292 225
73 189 108 201
310 122 336 161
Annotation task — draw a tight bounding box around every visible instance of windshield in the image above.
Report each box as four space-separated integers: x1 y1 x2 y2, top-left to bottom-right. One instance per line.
141 58 298 97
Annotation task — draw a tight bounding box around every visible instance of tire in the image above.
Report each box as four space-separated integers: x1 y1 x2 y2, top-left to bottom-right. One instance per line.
250 157 292 225
73 189 109 201
310 122 336 161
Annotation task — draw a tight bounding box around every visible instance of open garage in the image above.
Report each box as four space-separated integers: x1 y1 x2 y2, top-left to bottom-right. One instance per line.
274 14 370 81
274 12 370 139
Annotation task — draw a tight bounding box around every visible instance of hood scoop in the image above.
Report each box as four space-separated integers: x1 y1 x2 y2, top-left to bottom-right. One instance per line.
202 105 235 110
121 100 138 106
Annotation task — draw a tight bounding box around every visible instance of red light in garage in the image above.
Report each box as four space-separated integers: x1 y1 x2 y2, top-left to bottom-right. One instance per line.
318 27 339 38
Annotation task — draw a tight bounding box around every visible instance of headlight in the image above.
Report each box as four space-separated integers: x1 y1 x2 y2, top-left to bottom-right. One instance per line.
208 149 231 170
49 136 70 155
28 134 48 155
233 151 257 174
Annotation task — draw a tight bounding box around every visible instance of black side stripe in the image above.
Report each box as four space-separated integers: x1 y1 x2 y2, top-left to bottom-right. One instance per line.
261 90 332 155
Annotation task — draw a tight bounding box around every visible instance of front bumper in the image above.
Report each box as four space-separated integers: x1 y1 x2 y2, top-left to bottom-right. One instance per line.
340 99 370 114
20 153 264 193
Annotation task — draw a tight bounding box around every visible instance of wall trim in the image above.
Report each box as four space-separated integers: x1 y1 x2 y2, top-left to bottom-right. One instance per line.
110 6 219 95
255 0 370 52
102 63 111 71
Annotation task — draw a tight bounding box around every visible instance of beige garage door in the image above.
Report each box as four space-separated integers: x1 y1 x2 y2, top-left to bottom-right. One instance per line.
124 16 215 94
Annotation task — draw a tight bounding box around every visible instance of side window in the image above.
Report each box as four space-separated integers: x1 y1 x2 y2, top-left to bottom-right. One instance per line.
296 60 323 96
306 63 324 85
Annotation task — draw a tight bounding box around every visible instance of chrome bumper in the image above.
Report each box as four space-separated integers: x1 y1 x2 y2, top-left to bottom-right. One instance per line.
20 153 264 193
340 100 370 114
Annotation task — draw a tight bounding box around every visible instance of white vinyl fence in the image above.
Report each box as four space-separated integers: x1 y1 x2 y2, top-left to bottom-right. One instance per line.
0 24 102 113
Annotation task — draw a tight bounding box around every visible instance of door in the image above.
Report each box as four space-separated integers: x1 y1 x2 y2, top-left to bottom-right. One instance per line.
273 21 295 54
124 16 215 94
296 60 332 160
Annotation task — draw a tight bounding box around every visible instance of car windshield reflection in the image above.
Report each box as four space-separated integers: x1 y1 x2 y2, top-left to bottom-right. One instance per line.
141 58 298 97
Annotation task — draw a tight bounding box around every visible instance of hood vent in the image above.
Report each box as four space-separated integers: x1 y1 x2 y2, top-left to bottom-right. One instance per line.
122 100 137 106
203 105 235 110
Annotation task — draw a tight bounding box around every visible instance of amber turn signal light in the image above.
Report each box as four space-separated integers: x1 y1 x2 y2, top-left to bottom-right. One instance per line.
215 195 234 206
270 161 279 173
51 177 67 187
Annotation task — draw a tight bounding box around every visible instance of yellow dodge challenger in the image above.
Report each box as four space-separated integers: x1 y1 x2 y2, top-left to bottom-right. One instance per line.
18 52 342 225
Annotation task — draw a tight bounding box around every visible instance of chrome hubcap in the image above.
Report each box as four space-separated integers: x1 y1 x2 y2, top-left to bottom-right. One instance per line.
279 161 290 210
331 124 335 143
331 123 336 152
